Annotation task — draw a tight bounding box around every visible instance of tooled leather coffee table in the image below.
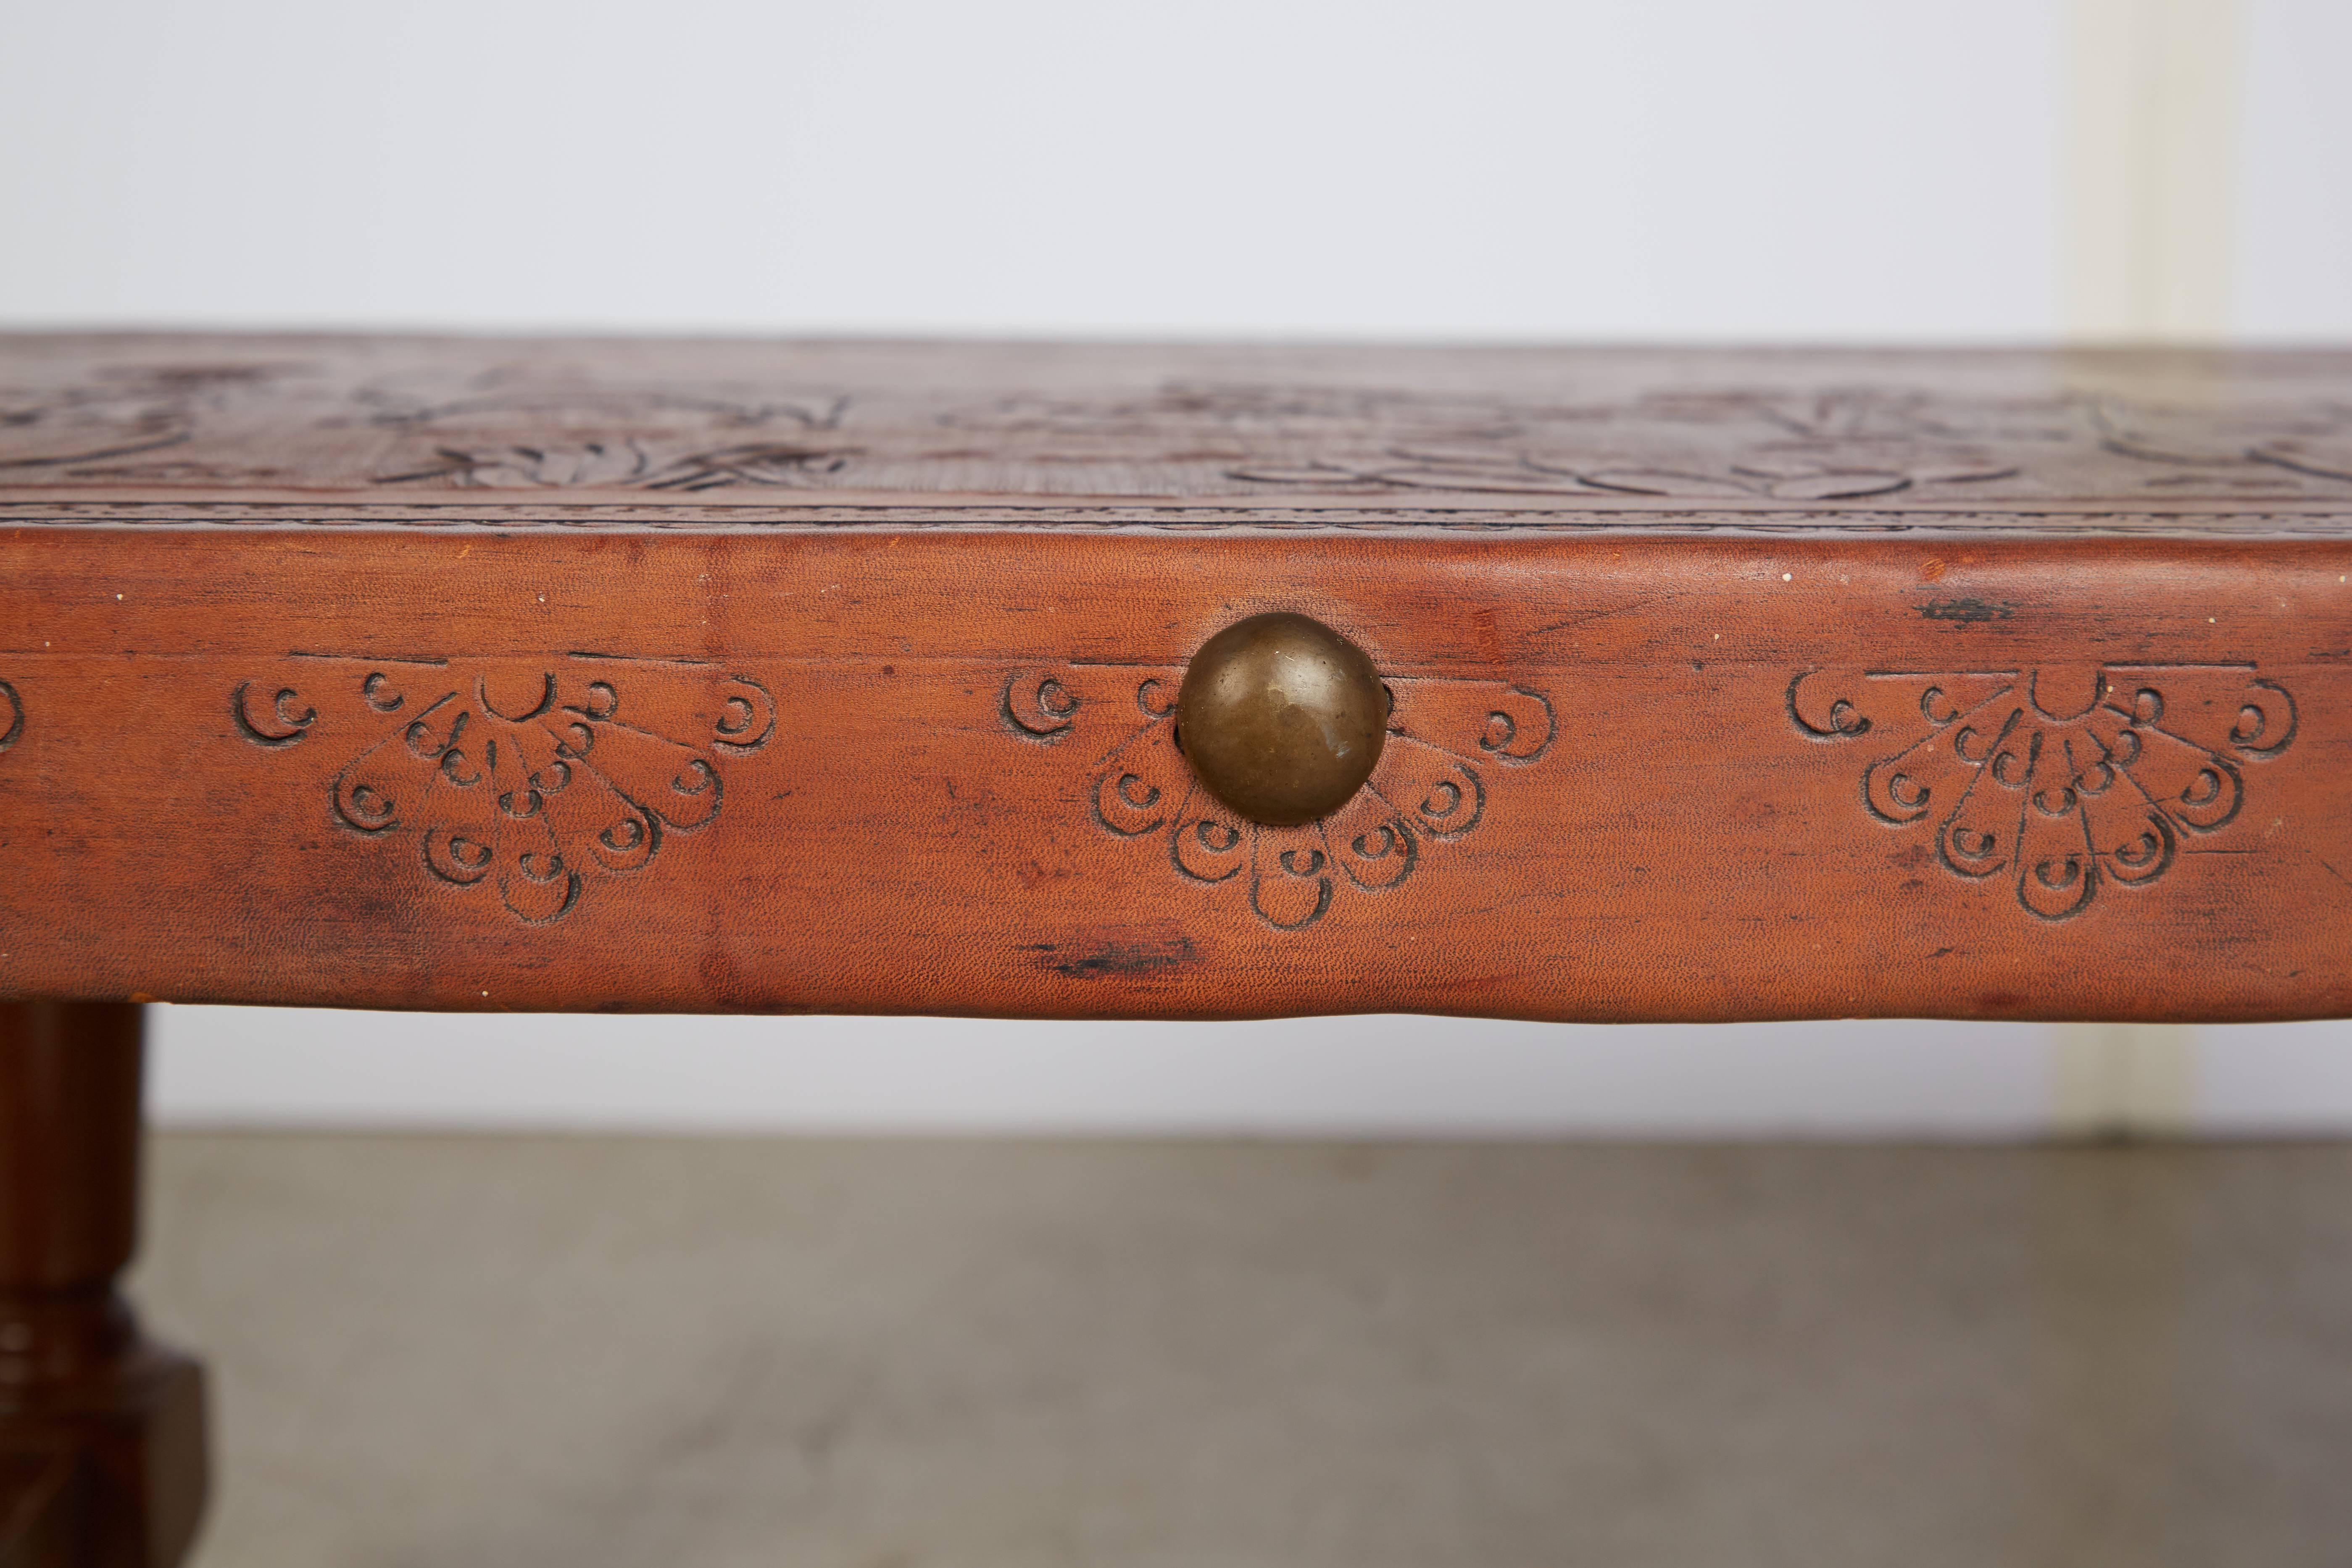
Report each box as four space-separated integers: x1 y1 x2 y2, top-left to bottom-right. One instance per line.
5 335 2350 1561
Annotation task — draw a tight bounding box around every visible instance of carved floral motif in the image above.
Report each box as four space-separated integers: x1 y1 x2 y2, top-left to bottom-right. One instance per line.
359 390 858 490
947 384 2352 501
1002 662 1555 931
233 658 773 924
1790 664 2297 921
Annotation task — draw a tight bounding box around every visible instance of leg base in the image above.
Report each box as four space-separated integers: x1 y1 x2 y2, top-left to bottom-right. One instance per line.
0 1333 207 1568
2 1004 206 1567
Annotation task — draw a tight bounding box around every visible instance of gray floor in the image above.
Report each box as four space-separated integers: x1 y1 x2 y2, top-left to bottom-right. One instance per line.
131 1137 2352 1568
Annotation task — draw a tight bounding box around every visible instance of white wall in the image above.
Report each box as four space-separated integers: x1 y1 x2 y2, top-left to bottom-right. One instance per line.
135 1009 2352 1139
5 0 2348 1133
0 0 2064 338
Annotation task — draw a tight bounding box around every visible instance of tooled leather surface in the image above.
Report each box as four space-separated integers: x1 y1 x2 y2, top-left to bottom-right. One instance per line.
5 335 2352 512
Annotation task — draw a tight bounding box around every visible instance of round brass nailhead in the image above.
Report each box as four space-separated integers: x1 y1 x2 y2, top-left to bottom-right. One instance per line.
1175 612 1386 826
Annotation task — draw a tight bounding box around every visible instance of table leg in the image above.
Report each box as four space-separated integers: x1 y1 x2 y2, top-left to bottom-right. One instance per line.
0 1004 207 1568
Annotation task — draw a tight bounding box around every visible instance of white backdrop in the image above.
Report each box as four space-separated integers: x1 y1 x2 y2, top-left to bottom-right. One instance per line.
4 0 2348 1132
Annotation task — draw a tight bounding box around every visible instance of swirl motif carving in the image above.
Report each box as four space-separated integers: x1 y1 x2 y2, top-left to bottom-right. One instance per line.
0 677 21 754
1791 664 2297 921
234 658 773 925
1002 660 1554 932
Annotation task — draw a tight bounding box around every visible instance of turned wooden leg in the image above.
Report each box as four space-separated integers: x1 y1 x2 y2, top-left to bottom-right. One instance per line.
0 1004 206 1568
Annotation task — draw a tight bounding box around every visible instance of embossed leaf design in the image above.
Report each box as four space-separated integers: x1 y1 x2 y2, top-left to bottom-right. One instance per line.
233 659 772 925
365 391 855 491
1793 664 2295 921
1005 661 1554 932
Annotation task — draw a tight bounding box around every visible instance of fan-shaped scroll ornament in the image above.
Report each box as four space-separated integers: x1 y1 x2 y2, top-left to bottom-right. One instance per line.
1790 664 2296 921
230 658 773 925
1001 662 1555 932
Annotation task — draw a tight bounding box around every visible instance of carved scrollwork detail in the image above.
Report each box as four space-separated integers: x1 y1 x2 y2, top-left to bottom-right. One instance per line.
1181 385 2352 501
230 681 316 747
0 365 272 473
1001 669 1083 741
1192 387 2073 498
1793 664 2297 922
0 677 21 753
1007 660 1555 932
234 657 772 925
361 391 857 490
